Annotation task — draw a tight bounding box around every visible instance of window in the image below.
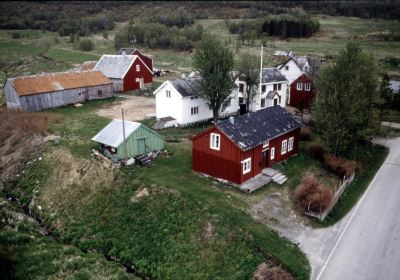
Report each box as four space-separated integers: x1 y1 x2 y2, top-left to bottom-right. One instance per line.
270 147 275 160
97 90 102 95
239 97 244 104
190 96 199 100
285 65 289 71
136 64 140 72
261 85 266 93
242 158 251 174
261 98 266 108
305 83 311 91
281 139 288 155
191 106 199 115
288 137 294 151
273 84 277 91
263 140 269 148
210 133 220 150
297 83 303 90
135 78 139 82
239 83 244 93
278 83 282 90
166 90 171 98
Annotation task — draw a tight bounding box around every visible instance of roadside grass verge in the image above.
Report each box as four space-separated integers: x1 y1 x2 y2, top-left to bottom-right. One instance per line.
318 143 388 226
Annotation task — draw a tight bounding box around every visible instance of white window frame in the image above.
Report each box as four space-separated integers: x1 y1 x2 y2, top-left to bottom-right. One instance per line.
136 64 140 72
297 83 303 90
288 137 294 151
135 78 139 82
242 158 251 174
263 140 269 148
305 83 311 91
270 147 275 160
281 139 288 155
166 90 171 98
210 133 220 150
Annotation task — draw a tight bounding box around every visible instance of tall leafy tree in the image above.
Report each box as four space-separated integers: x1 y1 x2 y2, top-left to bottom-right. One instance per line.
193 35 235 122
314 42 378 155
236 53 259 112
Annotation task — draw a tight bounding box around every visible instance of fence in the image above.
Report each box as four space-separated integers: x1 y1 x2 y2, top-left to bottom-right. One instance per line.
305 172 355 221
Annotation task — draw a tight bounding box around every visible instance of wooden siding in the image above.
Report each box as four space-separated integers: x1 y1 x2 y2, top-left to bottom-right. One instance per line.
4 80 21 109
7 83 113 112
133 50 153 71
123 58 153 92
192 126 242 184
289 74 314 108
116 125 164 158
192 126 301 185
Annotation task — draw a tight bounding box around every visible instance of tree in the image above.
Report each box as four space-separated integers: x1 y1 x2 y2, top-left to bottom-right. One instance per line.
193 35 235 122
236 53 259 112
314 42 379 155
376 73 393 127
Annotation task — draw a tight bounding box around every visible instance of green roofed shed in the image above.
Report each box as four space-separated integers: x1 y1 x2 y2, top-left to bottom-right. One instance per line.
91 119 164 159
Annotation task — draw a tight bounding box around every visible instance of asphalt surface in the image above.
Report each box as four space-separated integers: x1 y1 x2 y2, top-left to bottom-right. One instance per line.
316 138 400 280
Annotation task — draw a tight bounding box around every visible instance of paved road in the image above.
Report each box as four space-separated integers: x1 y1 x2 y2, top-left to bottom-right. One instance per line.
316 138 400 280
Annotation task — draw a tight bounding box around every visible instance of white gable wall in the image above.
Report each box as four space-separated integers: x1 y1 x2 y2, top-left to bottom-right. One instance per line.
278 60 303 84
155 82 183 123
250 82 288 111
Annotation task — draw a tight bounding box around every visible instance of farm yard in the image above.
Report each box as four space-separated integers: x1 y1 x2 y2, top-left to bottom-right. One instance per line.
0 1 399 279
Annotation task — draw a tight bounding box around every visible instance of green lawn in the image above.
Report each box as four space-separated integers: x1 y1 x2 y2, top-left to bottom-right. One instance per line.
6 100 310 279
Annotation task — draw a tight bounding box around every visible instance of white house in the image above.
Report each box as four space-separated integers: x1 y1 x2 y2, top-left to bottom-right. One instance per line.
276 58 305 84
237 67 288 111
154 74 239 126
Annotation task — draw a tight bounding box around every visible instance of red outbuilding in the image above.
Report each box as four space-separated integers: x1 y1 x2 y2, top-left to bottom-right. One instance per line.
289 74 315 108
117 48 153 72
95 54 153 92
192 106 302 185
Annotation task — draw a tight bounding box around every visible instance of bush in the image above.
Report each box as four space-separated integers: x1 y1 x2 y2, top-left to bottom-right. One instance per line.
323 154 360 178
78 38 94 51
294 175 333 213
306 142 326 161
300 126 312 141
10 31 21 39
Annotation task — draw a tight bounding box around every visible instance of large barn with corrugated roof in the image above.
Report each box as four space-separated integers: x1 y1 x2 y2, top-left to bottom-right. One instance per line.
3 70 113 112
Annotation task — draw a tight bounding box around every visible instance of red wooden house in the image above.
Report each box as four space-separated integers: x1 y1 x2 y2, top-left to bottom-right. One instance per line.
94 54 153 92
192 106 302 185
117 48 153 71
289 74 315 108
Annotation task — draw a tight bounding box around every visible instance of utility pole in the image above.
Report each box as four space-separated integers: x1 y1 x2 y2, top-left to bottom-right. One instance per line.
121 108 128 163
259 44 263 97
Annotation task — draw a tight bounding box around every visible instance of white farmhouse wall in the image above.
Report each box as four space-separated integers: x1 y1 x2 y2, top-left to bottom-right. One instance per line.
278 60 303 84
155 82 183 123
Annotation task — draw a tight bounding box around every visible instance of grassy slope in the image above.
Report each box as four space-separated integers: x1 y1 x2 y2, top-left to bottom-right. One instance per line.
0 196 137 280
7 101 309 279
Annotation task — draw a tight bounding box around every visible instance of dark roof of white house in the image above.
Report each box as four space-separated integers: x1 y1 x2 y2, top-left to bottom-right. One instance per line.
261 68 287 84
170 77 201 97
216 106 301 151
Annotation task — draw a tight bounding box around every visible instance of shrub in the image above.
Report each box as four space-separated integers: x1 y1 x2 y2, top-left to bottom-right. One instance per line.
78 38 94 51
300 126 312 141
306 142 326 161
10 31 21 39
294 175 333 213
323 154 360 178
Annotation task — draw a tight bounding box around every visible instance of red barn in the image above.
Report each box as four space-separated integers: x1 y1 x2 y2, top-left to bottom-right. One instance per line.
192 106 302 185
289 74 315 108
117 48 153 71
95 54 153 92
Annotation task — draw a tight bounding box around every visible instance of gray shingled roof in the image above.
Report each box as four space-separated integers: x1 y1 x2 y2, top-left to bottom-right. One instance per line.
216 106 301 151
170 77 201 97
94 55 137 79
91 119 141 148
116 48 137 55
261 68 287 84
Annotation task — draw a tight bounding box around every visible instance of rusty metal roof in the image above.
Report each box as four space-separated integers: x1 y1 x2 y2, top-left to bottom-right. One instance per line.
9 70 112 96
80 61 98 71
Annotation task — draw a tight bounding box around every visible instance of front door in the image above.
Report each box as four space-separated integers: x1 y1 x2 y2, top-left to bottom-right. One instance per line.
137 139 146 155
139 78 144 89
274 98 278 106
261 149 268 168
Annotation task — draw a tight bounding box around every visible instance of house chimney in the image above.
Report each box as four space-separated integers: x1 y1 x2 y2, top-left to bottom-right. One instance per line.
229 116 234 125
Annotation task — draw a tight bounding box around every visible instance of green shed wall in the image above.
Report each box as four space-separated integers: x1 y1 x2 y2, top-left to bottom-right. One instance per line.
116 125 164 158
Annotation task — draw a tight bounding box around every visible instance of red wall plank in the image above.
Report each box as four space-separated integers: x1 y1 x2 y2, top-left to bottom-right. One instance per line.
289 74 315 108
123 58 153 92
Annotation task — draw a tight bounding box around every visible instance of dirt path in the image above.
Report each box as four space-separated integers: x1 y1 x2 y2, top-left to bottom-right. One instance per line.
96 96 156 121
